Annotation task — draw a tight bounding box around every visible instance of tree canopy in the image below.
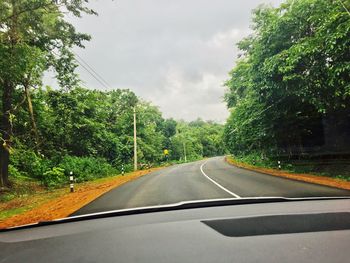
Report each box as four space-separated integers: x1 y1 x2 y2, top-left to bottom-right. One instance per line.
223 0 350 159
0 0 96 187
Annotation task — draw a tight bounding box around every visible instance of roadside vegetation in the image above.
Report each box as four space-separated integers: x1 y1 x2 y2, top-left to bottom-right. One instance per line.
1 85 225 196
0 1 225 197
223 0 350 181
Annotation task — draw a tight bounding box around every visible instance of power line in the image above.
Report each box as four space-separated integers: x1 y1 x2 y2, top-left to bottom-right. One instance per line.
51 50 111 90
73 51 112 89
74 56 110 90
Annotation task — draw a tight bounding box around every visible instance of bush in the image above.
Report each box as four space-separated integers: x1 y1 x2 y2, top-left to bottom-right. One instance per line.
58 156 117 182
42 167 66 188
232 152 275 168
9 149 118 187
121 163 133 173
8 165 23 179
11 149 51 179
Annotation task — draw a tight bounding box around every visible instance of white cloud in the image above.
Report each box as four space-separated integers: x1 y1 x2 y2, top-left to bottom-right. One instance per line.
207 28 241 48
146 67 229 122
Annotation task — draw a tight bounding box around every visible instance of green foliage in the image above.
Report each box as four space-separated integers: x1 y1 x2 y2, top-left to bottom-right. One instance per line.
0 0 95 88
0 0 97 187
58 156 117 183
231 153 350 181
136 102 165 164
224 0 350 160
8 165 23 179
7 83 226 187
230 153 275 168
10 148 51 179
42 167 66 188
7 84 226 187
170 119 225 161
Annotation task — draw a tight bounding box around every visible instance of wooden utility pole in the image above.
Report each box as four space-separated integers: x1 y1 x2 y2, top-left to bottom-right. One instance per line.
133 106 137 171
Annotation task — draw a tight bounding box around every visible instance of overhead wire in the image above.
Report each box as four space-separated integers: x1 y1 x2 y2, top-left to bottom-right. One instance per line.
72 51 112 89
51 49 111 90
73 56 110 90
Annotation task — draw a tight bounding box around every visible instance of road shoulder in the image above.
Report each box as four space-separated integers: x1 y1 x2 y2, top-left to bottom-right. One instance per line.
0 167 164 229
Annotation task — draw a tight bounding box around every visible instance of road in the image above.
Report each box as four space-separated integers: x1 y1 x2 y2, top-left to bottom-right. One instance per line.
73 157 350 215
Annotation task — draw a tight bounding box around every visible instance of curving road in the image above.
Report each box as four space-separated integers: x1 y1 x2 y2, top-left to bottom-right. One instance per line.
73 157 350 216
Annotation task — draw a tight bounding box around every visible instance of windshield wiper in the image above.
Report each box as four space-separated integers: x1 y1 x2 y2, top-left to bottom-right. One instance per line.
1 196 349 232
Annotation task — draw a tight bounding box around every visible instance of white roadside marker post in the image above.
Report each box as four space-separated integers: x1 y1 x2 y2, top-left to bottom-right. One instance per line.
278 161 281 170
69 171 74 193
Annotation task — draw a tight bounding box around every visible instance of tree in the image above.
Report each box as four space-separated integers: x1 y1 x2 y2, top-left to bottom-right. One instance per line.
224 0 350 159
169 120 224 161
136 102 165 164
162 118 177 149
0 0 95 187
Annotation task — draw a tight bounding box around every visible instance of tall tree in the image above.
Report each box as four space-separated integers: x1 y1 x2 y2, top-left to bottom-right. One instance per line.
224 0 350 158
0 0 95 187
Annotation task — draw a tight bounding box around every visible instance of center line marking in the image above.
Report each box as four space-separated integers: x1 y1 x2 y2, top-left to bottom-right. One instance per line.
200 160 241 198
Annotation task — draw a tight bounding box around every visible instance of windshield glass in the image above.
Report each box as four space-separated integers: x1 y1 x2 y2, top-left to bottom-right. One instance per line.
0 0 349 229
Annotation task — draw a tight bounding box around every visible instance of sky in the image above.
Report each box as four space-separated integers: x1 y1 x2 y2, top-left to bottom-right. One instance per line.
45 0 284 122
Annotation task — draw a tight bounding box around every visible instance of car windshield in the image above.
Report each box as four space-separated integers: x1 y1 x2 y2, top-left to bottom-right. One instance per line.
0 0 349 229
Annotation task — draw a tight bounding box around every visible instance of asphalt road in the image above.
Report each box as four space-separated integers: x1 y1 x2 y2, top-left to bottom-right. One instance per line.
73 157 350 216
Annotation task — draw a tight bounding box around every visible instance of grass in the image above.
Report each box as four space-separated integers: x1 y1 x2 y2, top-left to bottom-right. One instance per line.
0 207 28 221
0 174 114 223
0 178 68 222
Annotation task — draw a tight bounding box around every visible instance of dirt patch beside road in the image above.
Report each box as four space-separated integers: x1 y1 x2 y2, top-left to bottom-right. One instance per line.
0 168 162 229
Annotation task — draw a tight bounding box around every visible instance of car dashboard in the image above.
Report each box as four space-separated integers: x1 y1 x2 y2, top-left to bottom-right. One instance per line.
1 198 350 263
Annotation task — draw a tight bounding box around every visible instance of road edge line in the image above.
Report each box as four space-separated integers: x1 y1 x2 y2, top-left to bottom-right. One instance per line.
200 160 241 198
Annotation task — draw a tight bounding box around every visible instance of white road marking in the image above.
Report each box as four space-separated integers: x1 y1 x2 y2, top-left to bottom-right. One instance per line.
200 160 241 198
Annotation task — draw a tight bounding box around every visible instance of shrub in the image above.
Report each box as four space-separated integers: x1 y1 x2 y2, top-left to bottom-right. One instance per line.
58 156 117 182
11 149 52 179
42 167 66 188
8 165 23 179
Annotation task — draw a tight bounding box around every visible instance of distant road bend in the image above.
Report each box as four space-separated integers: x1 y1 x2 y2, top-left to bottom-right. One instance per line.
73 157 350 216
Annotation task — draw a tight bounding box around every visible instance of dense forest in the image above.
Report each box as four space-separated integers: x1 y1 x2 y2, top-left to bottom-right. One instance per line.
9 86 225 187
2 84 226 188
0 0 225 188
223 0 350 174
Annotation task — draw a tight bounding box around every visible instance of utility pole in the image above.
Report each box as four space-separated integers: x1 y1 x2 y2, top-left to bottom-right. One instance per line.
183 141 187 162
133 106 137 171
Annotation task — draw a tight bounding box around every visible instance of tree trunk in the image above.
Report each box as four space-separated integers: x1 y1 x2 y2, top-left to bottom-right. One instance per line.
24 84 40 146
0 80 14 188
0 1 19 188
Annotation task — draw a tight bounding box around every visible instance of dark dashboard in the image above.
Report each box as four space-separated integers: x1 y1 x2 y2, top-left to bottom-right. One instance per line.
1 198 350 263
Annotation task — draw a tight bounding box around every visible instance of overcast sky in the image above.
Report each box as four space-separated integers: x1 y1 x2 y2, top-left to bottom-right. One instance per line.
45 0 283 122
